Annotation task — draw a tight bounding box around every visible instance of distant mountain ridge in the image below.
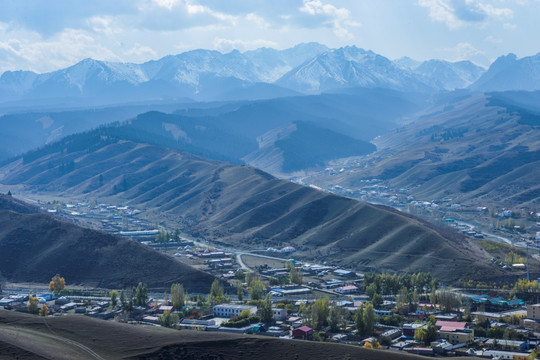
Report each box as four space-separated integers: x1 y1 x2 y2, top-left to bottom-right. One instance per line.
470 52 540 91
0 43 489 105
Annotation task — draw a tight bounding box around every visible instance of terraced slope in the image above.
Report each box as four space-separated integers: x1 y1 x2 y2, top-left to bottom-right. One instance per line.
0 131 503 283
0 194 215 291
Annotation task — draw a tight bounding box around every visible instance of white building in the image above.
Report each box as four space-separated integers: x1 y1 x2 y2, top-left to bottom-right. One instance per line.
213 304 257 318
272 308 287 321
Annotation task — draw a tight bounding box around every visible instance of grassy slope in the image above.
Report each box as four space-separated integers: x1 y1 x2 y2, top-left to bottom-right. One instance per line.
0 133 504 283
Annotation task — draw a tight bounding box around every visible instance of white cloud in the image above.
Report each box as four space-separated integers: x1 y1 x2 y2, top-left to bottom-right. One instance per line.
213 38 278 52
0 28 121 73
418 0 513 29
299 0 359 39
152 0 180 11
124 43 158 58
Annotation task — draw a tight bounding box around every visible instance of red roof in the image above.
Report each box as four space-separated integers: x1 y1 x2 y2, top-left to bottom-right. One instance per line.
436 321 467 332
295 326 313 333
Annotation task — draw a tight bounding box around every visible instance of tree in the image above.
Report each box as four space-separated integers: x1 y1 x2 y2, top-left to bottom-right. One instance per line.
249 279 265 301
379 336 392 347
245 272 259 285
310 297 330 330
415 316 438 345
49 274 66 293
170 283 185 309
289 265 304 285
109 290 118 307
7 191 12 196
362 303 376 337
258 294 273 324
119 289 127 309
366 283 378 299
134 282 148 306
28 296 39 314
329 304 345 332
210 279 226 305
236 283 244 302
355 305 366 335
172 228 181 242
39 304 50 317
372 293 384 309
159 310 179 328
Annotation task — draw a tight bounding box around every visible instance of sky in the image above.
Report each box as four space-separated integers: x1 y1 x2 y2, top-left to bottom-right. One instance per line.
0 0 539 74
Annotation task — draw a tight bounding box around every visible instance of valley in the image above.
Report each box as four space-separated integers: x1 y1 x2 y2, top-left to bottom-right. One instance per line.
2 36 540 359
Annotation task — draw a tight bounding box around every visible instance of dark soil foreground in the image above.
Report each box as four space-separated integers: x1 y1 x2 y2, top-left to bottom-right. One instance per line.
0 310 478 360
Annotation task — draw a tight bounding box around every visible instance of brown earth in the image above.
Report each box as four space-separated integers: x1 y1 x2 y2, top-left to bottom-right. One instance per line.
0 310 477 360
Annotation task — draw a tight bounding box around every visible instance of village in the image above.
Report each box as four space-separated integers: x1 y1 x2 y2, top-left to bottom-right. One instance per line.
3 198 540 358
4 251 540 359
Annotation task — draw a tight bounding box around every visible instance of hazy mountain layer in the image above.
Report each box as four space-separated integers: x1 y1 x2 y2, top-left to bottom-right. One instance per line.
0 194 215 291
329 92 540 208
0 43 486 106
0 132 504 282
470 53 540 91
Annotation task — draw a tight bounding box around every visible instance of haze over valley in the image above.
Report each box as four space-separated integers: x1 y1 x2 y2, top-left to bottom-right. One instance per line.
2 1 540 359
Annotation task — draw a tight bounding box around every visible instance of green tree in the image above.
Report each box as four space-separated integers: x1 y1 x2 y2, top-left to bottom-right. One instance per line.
236 283 244 302
249 279 265 301
210 279 226 304
134 282 148 306
28 296 39 314
109 290 118 307
329 304 345 332
372 293 384 309
172 228 181 242
379 336 392 347
355 305 365 335
311 297 330 330
245 272 259 285
366 283 378 299
258 294 273 324
120 289 126 310
289 265 304 285
170 283 185 309
362 303 376 337
159 310 179 328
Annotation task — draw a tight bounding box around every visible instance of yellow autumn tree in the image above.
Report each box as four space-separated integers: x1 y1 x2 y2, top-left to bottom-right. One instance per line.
39 304 50 316
49 274 66 293
28 296 39 314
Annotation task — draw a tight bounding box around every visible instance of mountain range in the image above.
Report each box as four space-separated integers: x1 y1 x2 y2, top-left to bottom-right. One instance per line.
0 128 506 283
5 42 531 107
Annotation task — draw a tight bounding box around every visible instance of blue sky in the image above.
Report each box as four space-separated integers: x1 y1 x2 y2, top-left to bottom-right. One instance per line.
0 0 539 74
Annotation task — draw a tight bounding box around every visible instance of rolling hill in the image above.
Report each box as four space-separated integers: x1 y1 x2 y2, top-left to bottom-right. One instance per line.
323 92 540 209
0 130 505 283
0 310 441 360
0 194 215 291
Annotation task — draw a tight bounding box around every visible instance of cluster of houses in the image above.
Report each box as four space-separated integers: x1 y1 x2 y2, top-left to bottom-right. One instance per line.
6 285 540 359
